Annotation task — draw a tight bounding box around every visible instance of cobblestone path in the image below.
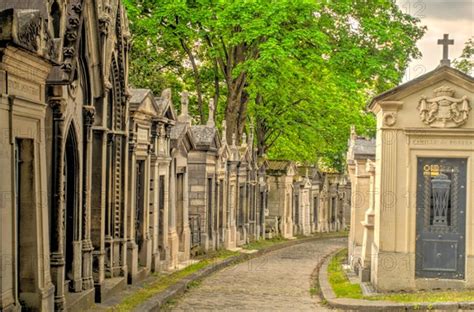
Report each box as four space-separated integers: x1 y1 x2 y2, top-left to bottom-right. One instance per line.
169 237 346 311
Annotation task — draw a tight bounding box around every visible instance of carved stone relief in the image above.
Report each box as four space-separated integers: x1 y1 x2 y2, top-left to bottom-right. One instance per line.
417 85 471 128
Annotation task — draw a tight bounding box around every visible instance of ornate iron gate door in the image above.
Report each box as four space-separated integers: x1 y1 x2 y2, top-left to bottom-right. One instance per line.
416 158 467 279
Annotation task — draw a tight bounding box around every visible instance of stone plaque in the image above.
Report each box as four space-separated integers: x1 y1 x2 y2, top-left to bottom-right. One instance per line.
8 76 41 102
415 157 467 279
137 127 148 143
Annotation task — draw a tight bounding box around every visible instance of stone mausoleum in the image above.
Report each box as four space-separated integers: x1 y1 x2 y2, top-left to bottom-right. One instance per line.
364 47 474 291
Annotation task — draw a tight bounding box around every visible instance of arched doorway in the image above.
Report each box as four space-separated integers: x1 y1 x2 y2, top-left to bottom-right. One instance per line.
64 126 79 286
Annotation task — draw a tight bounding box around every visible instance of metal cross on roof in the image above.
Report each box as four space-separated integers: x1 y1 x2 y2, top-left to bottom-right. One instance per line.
438 34 454 66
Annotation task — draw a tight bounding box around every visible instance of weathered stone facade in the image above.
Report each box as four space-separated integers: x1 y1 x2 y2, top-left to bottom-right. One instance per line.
265 161 348 240
0 23 55 312
346 127 376 273
349 63 474 292
293 168 313 236
0 2 348 310
266 160 296 239
169 95 193 267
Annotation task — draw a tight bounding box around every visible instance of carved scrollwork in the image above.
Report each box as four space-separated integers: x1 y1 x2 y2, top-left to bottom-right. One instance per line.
99 15 111 35
68 16 80 28
83 106 96 127
50 98 67 119
383 112 397 127
72 3 82 14
16 11 41 52
63 46 75 57
43 20 57 60
58 0 84 80
65 29 78 42
61 62 73 73
417 86 471 128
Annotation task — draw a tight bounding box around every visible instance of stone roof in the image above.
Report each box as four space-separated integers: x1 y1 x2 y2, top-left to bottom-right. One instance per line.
170 123 187 140
155 97 165 115
129 88 150 104
191 125 216 146
353 137 376 156
267 160 292 171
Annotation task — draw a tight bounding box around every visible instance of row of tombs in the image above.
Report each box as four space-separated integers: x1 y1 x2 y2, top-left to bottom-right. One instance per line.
0 1 349 311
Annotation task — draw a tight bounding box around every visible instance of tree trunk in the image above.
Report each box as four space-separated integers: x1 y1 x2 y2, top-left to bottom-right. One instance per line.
225 90 241 144
224 73 247 143
180 39 204 122
255 94 266 156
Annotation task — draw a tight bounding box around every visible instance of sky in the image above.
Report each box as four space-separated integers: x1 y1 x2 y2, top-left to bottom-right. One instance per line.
396 0 473 81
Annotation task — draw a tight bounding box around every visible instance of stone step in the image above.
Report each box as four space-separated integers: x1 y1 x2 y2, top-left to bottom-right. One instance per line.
65 287 95 311
95 276 127 303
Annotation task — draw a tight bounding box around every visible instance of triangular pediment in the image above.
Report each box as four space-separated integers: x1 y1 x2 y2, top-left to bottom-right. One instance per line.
218 144 231 160
369 66 474 110
287 163 296 176
129 89 161 117
158 96 177 121
139 96 160 115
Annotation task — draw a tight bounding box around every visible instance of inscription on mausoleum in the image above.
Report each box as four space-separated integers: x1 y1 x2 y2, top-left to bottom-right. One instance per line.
8 76 41 101
411 138 473 146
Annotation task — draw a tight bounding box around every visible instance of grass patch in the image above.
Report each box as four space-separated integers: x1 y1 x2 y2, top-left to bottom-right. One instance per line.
327 249 363 299
242 236 287 250
328 248 474 304
368 289 474 303
109 249 239 311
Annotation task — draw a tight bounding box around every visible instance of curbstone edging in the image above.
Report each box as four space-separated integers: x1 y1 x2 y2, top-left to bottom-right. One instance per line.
318 248 474 311
134 233 347 311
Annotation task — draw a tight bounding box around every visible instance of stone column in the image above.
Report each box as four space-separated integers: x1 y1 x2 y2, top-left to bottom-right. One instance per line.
121 133 130 279
348 160 370 270
82 106 95 290
168 156 179 269
92 128 107 300
360 160 376 282
104 134 116 277
49 97 67 310
150 123 160 272
285 178 294 238
127 135 139 282
372 101 403 288
141 151 152 270
162 158 171 265
181 166 191 261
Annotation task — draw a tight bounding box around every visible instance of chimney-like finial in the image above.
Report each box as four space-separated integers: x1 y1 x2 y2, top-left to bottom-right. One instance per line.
231 133 236 147
248 120 254 145
178 91 191 124
350 125 356 141
221 120 227 144
207 98 215 127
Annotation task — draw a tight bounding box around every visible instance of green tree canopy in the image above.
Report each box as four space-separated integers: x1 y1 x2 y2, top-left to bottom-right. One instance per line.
123 0 425 170
454 37 474 76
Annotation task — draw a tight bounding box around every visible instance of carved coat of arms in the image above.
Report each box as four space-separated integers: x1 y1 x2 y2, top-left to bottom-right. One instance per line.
417 86 471 128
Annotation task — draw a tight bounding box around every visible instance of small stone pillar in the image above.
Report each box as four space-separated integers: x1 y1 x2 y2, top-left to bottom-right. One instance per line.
359 159 376 282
